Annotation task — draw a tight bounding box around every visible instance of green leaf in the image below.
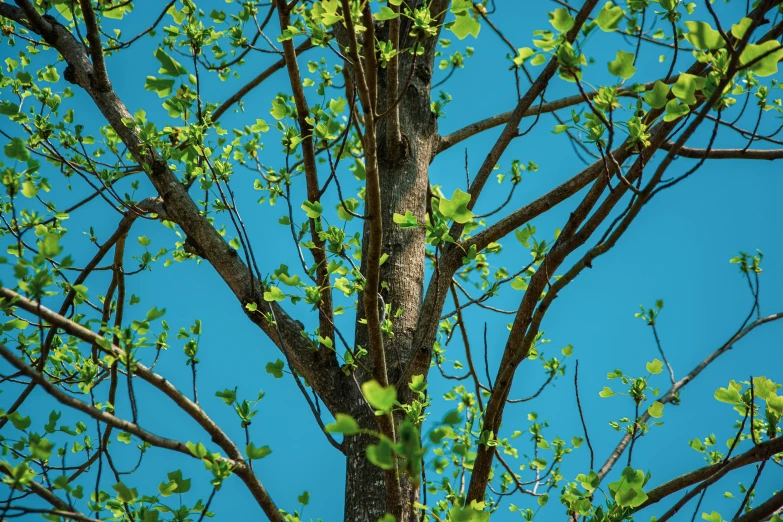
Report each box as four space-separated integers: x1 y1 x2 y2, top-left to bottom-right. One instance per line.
158 479 178 497
41 66 60 83
609 467 648 508
393 210 420 229
274 265 301 287
615 486 645 508
531 54 547 66
266 359 285 378
29 437 54 460
562 344 573 357
447 11 481 40
595 2 624 32
510 277 528 291
4 318 29 332
40 233 62 258
408 374 428 393
442 410 462 425
648 401 665 418
714 382 742 405
325 413 359 435
298 491 310 506
577 470 600 491
599 386 616 398
117 432 132 444
154 48 188 76
337 198 359 221
8 412 31 431
251 119 270 133
329 97 347 114
663 99 689 122
437 189 474 224
731 18 752 40
186 441 207 458
513 47 535 66
702 511 724 522
608 50 636 80
376 6 398 20
672 74 703 106
549 8 574 32
4 137 29 161
263 286 285 302
112 482 138 503
215 388 237 405
449 500 490 522
144 77 175 98
246 442 272 460
301 200 323 219
361 380 397 412
145 306 166 321
740 41 783 77
104 2 132 19
684 21 726 50
646 359 663 375
0 101 19 115
767 394 783 416
21 181 37 198
366 438 396 470
751 376 777 400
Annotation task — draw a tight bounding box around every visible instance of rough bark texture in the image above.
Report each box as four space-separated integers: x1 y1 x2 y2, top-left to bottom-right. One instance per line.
345 37 439 520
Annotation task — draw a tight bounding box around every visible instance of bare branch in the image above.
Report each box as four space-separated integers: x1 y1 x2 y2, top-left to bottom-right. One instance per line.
458 0 601 224
598 312 783 481
77 0 110 90
662 143 783 160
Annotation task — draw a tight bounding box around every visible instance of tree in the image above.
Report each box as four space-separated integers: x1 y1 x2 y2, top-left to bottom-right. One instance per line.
0 0 782 520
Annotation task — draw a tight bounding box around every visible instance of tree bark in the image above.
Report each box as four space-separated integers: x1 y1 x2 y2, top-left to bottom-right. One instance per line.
345 41 439 522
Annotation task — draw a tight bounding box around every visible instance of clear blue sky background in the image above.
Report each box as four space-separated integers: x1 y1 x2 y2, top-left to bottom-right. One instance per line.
2 1 782 521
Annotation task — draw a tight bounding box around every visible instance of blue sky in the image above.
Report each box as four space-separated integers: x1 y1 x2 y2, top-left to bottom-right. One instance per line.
2 1 783 521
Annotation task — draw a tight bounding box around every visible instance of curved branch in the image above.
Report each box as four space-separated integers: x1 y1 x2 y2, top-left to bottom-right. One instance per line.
0 299 285 522
597 311 783 481
638 435 783 512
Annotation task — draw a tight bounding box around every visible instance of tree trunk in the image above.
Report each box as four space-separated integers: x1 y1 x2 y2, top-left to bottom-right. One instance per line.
344 48 438 521
344 405 390 522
